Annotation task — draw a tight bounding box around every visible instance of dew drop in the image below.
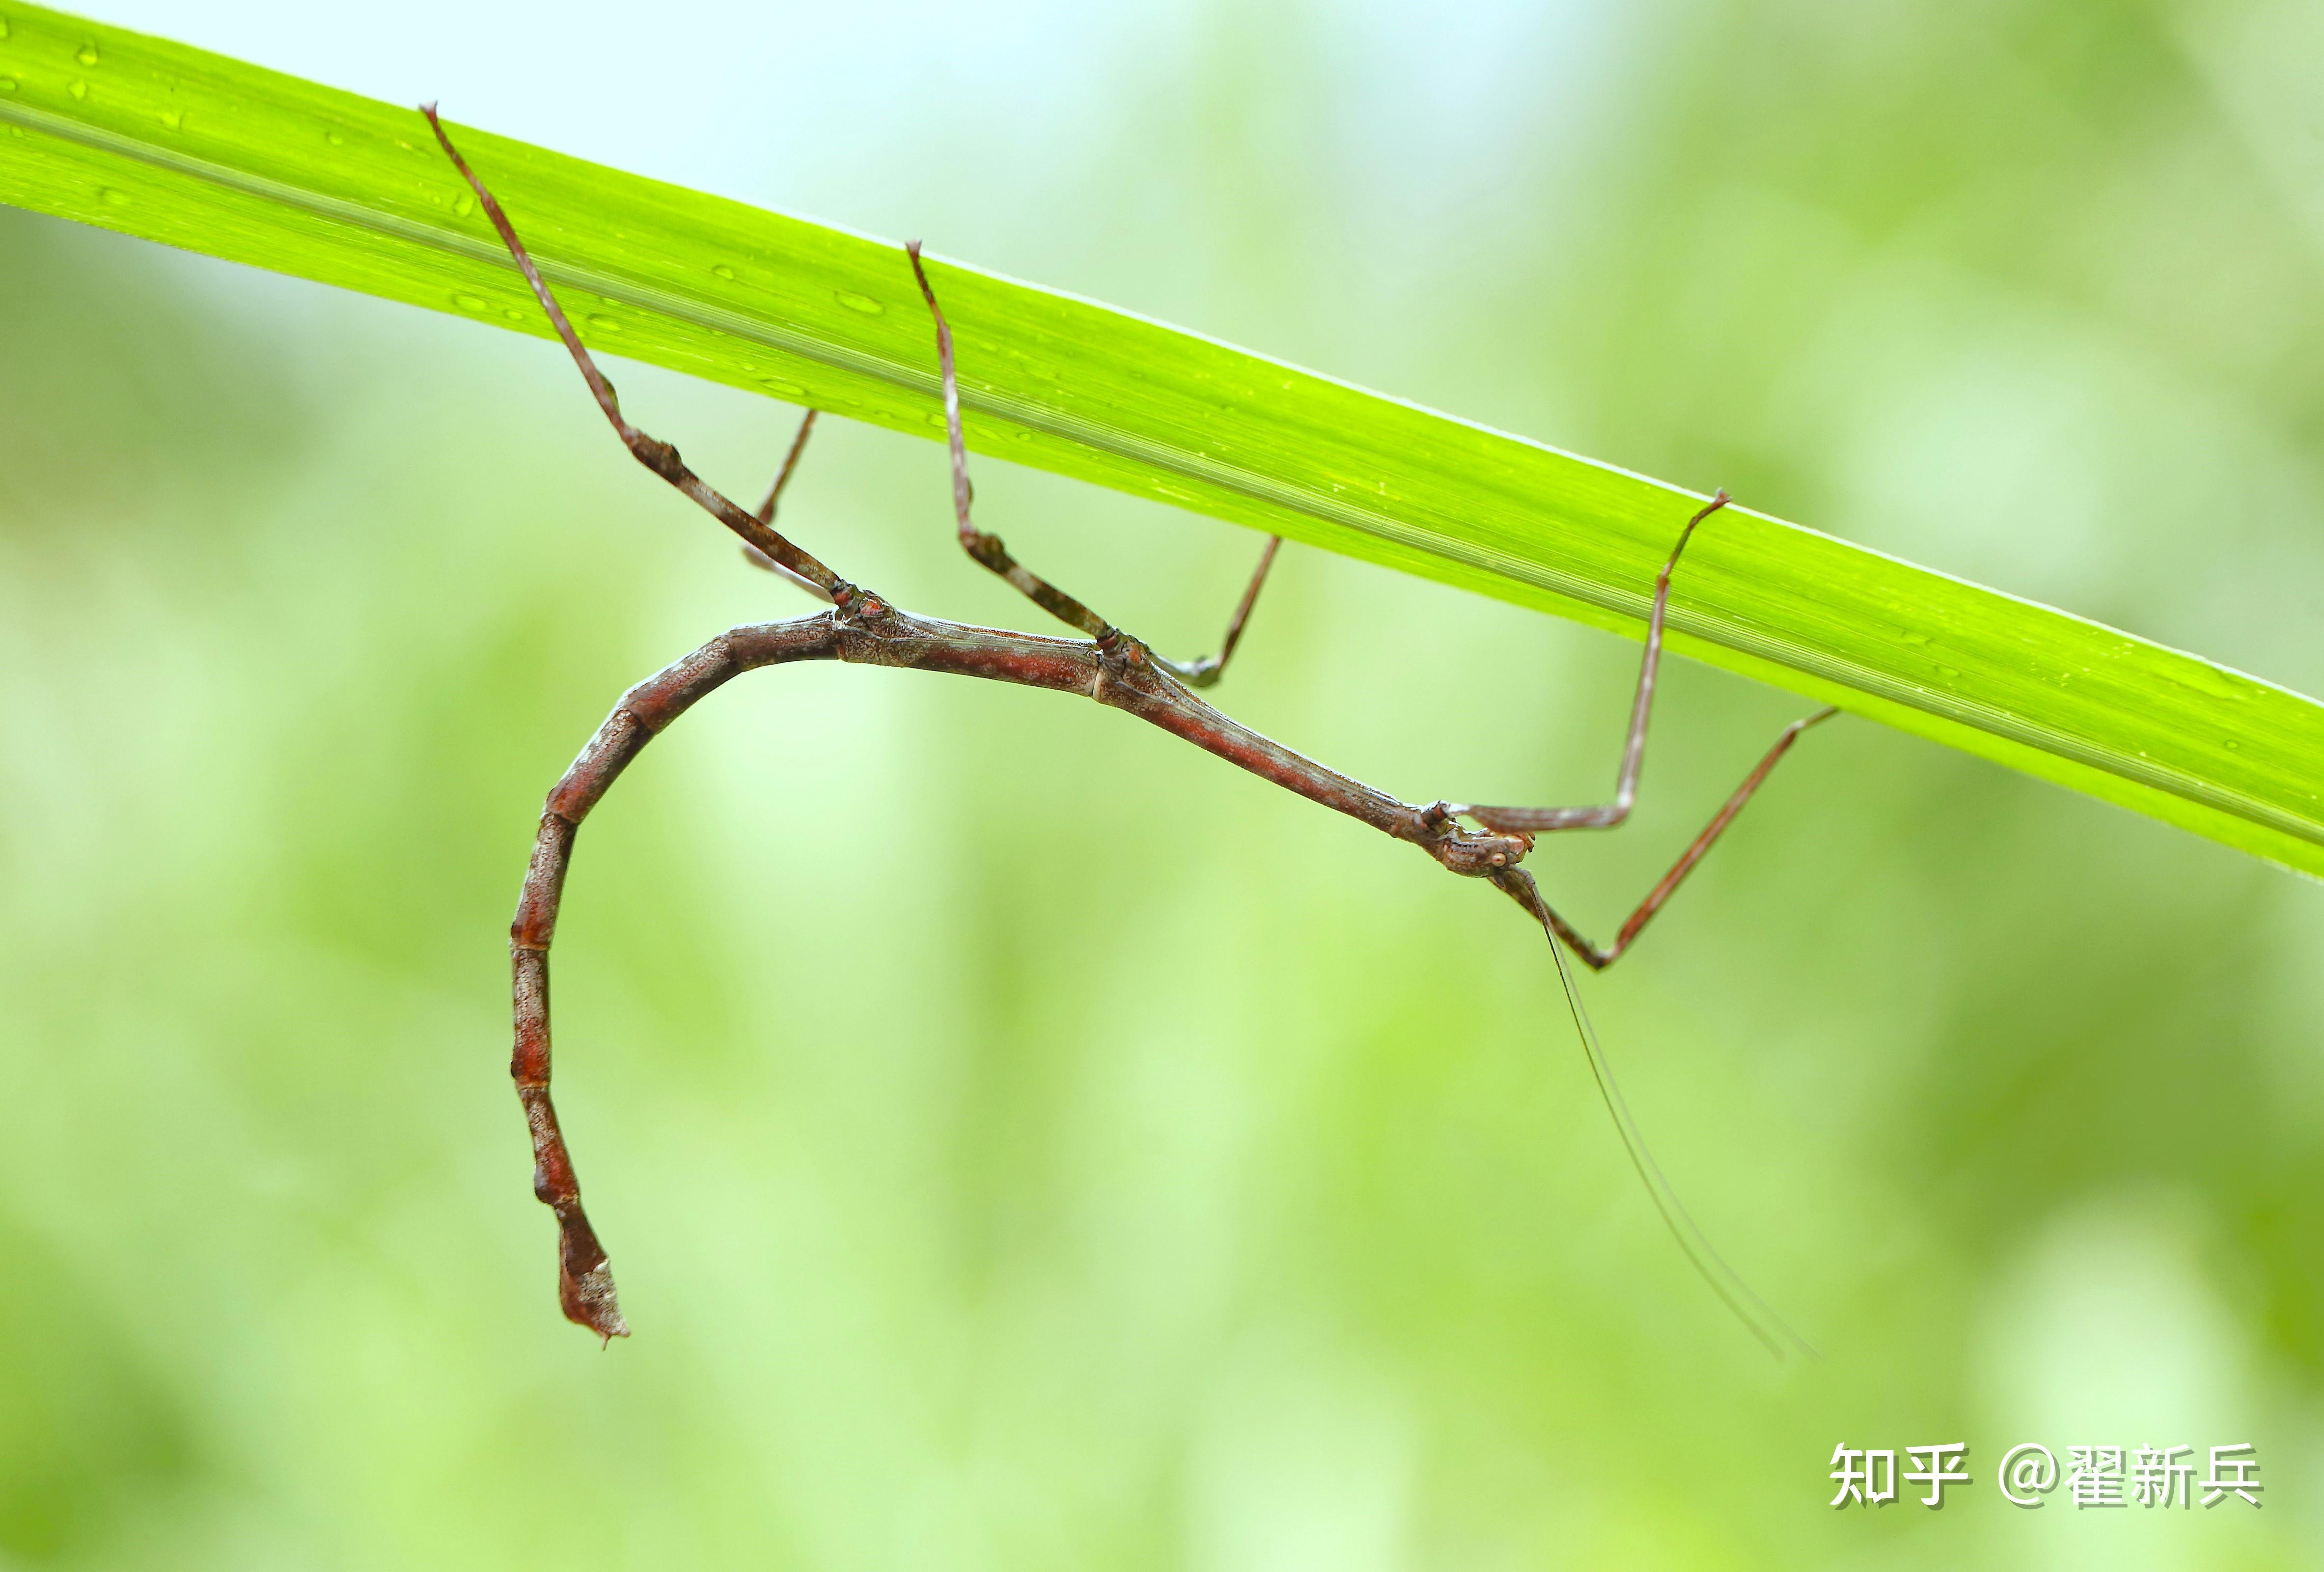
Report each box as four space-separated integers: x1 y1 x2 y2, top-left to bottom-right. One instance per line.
0 79 16 95
68 80 86 100
712 264 735 280
1902 631 1930 646
75 43 98 66
923 412 948 429
160 110 182 130
759 378 805 397
834 290 883 314
585 313 623 333
1936 664 1962 680
0 20 9 38
452 192 474 218
452 292 489 312
98 187 130 207
501 308 526 320
325 130 346 146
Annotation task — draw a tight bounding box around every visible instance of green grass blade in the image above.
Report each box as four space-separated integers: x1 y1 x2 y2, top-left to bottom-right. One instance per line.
1 2 2319 874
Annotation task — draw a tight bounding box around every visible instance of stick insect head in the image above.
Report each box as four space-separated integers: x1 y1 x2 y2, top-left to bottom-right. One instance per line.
1433 826 1535 879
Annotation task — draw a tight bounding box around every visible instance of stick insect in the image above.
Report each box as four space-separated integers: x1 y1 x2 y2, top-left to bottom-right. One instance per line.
422 108 1838 1356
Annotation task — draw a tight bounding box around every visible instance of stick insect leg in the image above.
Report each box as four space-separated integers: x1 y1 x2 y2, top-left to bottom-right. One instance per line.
1490 704 1839 969
905 244 1117 639
1453 492 1732 837
422 106 857 606
1157 533 1282 689
742 410 835 600
906 245 1286 683
510 618 838 1343
755 409 818 528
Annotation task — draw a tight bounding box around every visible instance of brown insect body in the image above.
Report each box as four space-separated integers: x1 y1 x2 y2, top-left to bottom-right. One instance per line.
420 105 1831 1354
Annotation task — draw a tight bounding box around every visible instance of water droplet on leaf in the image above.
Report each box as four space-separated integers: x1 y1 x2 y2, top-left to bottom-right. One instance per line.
325 130 345 146
586 314 623 333
834 290 883 314
68 80 86 100
712 264 736 280
160 110 182 130
98 187 130 207
452 293 489 312
75 43 98 66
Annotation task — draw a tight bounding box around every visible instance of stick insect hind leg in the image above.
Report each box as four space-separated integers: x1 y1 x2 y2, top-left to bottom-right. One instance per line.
907 244 1282 687
422 106 859 612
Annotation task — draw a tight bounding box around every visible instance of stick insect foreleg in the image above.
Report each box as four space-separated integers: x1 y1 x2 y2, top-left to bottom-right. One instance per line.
1437 490 1833 966
1490 706 1837 969
1451 492 1729 837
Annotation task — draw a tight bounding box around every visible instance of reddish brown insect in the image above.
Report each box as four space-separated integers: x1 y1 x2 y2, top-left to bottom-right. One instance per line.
422 106 1834 1355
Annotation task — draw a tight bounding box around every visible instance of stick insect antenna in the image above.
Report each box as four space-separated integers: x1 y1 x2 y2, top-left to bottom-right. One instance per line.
1519 867 1817 1360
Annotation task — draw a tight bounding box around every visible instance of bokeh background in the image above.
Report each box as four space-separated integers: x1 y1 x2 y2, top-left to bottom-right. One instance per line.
4 0 2323 1566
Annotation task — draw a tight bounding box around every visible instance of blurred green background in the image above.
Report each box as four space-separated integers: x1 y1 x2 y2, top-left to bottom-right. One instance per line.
4 0 2323 1566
